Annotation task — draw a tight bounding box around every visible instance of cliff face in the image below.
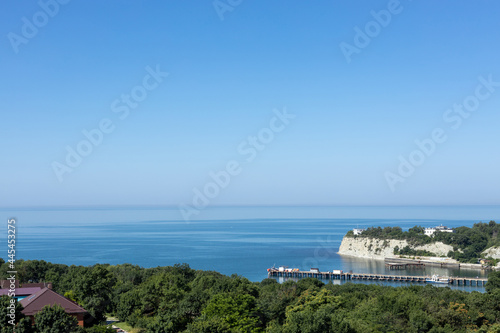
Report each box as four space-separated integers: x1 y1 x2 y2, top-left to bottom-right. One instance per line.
482 246 500 259
337 236 455 260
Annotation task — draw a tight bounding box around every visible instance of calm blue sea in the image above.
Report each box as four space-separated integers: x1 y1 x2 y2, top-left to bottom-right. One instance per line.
2 206 500 291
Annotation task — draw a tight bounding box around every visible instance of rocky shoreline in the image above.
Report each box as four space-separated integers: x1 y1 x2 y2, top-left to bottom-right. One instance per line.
337 235 500 270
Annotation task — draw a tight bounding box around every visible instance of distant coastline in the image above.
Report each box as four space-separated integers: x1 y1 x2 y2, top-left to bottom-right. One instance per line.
338 223 500 271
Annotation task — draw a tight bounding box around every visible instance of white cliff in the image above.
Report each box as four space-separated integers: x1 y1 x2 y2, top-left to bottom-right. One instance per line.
337 236 455 260
482 246 500 259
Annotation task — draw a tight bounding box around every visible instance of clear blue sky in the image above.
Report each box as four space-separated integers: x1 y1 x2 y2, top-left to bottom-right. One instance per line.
1 0 499 207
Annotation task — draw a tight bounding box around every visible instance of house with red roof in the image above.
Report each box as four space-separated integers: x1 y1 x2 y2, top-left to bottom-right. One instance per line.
19 287 89 327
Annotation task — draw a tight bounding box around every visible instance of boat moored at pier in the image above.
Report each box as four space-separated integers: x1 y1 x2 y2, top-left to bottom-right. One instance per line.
425 275 449 284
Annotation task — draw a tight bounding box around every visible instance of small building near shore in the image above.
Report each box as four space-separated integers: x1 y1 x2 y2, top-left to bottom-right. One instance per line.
424 225 454 237
353 228 365 235
479 258 495 266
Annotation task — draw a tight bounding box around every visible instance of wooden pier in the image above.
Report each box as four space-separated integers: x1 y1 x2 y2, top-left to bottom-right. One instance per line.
267 269 488 286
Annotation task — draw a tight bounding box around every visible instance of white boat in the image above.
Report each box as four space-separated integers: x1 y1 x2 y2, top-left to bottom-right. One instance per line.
426 274 449 284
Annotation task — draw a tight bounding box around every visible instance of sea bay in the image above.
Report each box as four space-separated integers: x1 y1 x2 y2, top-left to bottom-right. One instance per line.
2 205 500 291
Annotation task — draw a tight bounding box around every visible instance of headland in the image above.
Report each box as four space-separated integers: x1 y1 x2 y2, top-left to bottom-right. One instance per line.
338 222 500 270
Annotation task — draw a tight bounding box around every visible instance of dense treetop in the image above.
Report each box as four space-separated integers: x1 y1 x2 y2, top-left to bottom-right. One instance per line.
1 260 500 332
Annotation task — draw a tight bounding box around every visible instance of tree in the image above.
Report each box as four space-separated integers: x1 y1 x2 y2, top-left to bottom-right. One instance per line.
116 289 141 322
486 271 500 293
22 260 50 283
409 309 433 332
282 289 343 333
202 293 263 332
296 278 324 294
72 265 117 324
409 226 425 235
34 304 79 333
144 311 189 333
258 279 299 325
0 295 25 329
184 316 231 333
14 317 35 333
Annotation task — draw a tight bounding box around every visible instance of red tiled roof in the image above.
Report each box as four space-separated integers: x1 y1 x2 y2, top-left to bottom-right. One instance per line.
0 287 41 296
19 288 87 316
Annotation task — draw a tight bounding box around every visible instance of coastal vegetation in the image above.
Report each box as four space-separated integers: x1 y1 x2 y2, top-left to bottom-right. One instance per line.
347 221 500 263
393 246 437 257
1 260 500 332
347 226 432 245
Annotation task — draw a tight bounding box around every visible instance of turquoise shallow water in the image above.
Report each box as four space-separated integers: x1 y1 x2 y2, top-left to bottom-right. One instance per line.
1 206 499 291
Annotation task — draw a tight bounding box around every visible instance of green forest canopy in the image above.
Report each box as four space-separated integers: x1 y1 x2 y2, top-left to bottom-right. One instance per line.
1 260 500 333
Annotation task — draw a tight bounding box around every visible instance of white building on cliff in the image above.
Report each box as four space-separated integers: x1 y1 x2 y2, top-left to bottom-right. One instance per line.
353 228 365 235
424 225 454 237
